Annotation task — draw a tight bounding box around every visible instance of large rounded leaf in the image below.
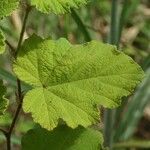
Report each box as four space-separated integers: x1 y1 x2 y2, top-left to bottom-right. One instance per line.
22 125 103 150
13 34 144 130
30 0 88 14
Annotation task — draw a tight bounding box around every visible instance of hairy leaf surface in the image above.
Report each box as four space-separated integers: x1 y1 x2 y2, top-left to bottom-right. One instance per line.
13 34 144 130
0 0 18 18
0 30 5 54
30 0 87 14
22 125 103 150
0 80 8 115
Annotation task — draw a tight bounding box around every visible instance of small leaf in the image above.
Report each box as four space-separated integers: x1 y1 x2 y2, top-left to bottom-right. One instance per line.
30 0 88 14
0 30 5 54
0 80 8 115
0 0 18 54
13 34 144 130
22 125 103 150
0 0 18 18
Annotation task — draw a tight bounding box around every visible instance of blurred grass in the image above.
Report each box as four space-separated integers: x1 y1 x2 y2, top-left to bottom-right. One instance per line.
114 68 150 142
104 0 120 149
114 140 150 149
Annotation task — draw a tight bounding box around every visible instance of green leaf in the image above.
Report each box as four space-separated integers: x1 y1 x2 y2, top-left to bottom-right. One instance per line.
13 34 144 130
0 80 8 115
22 125 103 150
0 30 5 54
0 0 18 54
0 0 18 18
30 0 88 14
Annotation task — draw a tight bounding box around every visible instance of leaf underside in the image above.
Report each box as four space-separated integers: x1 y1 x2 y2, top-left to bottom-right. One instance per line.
30 0 88 14
22 125 103 150
0 80 8 115
13 34 144 130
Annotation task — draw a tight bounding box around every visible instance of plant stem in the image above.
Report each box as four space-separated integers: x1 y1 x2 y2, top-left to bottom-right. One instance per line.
2 5 31 150
0 128 7 136
71 9 91 42
109 0 119 47
5 40 16 55
15 5 31 57
104 0 120 149
104 109 116 149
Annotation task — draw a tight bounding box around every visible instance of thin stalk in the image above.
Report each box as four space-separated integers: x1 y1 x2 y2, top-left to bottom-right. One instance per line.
104 110 116 149
108 0 120 47
71 9 92 42
5 40 14 51
104 0 120 149
15 6 31 57
1 6 31 150
0 128 7 136
5 40 16 55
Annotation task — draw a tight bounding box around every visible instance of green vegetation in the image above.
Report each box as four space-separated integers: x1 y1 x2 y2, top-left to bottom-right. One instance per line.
0 0 149 150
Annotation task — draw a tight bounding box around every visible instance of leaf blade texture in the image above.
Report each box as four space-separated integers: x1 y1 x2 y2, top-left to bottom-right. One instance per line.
22 125 103 150
0 0 18 18
30 0 88 14
0 80 8 115
13 34 144 130
0 30 5 54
